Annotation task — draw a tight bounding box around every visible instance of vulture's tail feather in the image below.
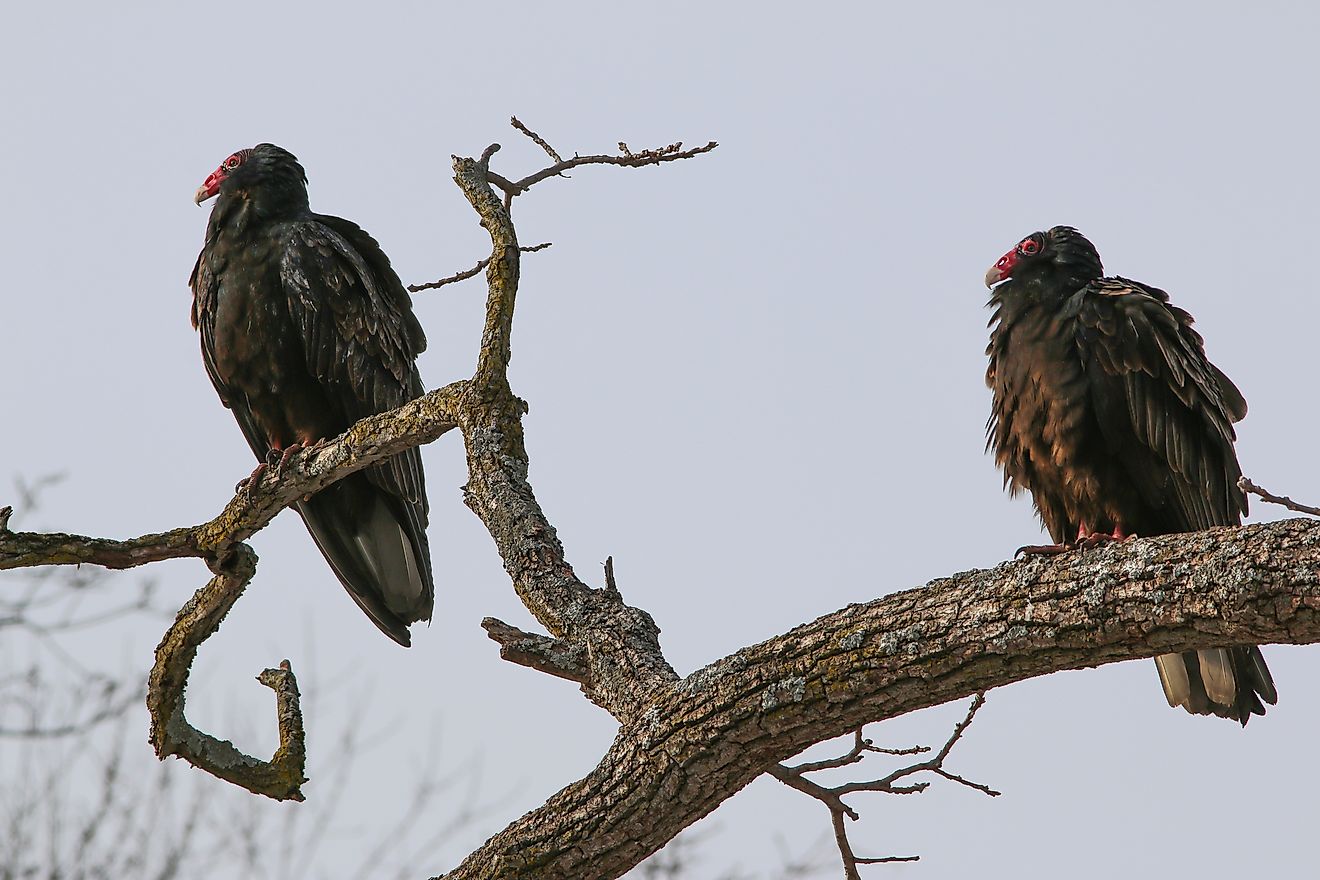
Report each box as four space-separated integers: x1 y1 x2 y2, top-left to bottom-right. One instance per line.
1154 647 1275 726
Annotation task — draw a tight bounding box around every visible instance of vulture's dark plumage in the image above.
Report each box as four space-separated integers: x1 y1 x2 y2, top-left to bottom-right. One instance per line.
190 144 433 647
984 226 1275 724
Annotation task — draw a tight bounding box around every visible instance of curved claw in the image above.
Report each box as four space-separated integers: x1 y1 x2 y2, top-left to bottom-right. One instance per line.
273 438 328 479
236 461 269 501
1015 542 1075 558
275 444 303 478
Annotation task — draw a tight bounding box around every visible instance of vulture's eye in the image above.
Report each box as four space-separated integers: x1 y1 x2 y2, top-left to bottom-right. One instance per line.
225 155 242 170
1020 238 1041 256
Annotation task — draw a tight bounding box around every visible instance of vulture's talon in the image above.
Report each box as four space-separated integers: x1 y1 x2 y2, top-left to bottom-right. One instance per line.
275 443 304 478
237 462 268 501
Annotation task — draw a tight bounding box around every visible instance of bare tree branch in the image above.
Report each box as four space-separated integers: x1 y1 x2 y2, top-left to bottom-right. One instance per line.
448 148 680 720
510 116 563 163
1240 476 1320 517
147 545 308 802
437 518 1320 879
493 139 718 202
473 119 717 211
0 382 465 573
408 243 551 293
481 617 587 684
771 696 996 876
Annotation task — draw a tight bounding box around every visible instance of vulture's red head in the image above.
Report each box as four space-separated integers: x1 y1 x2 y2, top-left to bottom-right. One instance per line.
985 226 1104 290
194 144 308 211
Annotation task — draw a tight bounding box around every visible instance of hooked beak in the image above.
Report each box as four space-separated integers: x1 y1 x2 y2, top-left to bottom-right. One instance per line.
985 250 1018 288
194 167 225 205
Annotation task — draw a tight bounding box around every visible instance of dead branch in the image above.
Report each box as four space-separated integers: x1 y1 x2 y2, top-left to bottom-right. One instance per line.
770 695 996 877
0 382 465 574
482 618 588 685
477 118 717 210
1240 476 1320 517
147 545 307 801
449 149 679 718
511 116 563 163
437 518 1320 879
408 243 551 293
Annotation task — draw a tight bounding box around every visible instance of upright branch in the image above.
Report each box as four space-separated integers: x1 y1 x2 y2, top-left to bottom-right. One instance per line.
441 121 718 718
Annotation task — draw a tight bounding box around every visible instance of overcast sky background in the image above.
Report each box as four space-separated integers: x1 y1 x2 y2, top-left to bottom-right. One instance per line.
3 2 1319 877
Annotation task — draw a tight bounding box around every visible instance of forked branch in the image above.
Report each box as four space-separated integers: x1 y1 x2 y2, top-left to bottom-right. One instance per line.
771 695 997 877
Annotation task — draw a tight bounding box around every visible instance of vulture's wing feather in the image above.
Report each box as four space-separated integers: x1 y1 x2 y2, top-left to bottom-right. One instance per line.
279 218 429 514
190 244 271 464
1073 278 1269 723
278 218 434 642
1073 278 1246 532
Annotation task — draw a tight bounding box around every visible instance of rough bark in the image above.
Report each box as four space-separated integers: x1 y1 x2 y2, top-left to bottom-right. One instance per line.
438 517 1320 879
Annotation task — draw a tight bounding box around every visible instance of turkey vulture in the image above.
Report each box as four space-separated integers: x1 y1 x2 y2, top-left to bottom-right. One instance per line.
983 226 1276 724
190 144 433 647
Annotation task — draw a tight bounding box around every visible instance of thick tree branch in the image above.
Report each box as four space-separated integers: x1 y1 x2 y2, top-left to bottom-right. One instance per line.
0 382 465 573
448 149 680 720
146 545 307 801
1 382 462 799
438 518 1320 879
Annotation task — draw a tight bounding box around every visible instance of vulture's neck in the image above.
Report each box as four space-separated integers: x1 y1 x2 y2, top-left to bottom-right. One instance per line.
210 185 309 237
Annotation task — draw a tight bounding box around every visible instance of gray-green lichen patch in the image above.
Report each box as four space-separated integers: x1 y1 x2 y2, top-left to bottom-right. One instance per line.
761 676 806 710
838 629 867 650
878 624 925 657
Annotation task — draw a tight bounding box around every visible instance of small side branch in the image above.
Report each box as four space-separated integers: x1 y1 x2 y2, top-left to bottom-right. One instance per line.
496 139 718 202
771 695 997 878
408 243 551 293
1240 477 1320 517
146 545 307 801
511 116 563 163
482 618 588 684
473 118 717 211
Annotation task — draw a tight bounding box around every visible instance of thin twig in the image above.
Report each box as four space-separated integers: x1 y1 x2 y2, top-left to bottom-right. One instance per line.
511 117 563 163
408 243 551 293
771 694 996 876
483 140 718 203
1239 477 1320 517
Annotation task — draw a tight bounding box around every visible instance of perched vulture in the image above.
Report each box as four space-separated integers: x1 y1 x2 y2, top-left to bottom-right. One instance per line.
190 144 433 647
983 226 1275 724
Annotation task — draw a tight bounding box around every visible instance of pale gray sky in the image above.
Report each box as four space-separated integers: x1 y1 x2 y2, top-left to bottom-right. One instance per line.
3 2 1318 877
